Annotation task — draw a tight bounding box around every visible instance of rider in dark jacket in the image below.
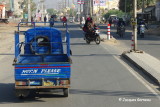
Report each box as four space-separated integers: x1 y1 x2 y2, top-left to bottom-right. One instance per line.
117 18 125 33
83 17 96 32
137 19 148 34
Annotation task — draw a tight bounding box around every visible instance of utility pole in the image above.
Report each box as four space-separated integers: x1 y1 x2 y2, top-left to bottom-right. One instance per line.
98 0 101 23
89 0 93 17
142 0 145 13
133 0 137 51
125 0 126 14
40 0 45 22
68 0 69 7
107 0 109 10
86 0 89 17
99 0 100 14
72 0 74 17
65 0 66 8
80 3 82 25
28 0 31 22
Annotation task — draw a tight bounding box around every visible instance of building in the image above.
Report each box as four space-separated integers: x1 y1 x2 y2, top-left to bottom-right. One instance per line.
0 4 5 18
156 0 160 21
0 0 10 18
93 0 119 12
83 0 119 17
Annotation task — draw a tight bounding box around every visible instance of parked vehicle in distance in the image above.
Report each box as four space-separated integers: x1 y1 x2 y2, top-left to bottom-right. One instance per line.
0 18 9 24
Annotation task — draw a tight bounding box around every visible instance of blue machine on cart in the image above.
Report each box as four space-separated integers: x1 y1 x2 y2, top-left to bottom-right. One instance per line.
13 22 72 98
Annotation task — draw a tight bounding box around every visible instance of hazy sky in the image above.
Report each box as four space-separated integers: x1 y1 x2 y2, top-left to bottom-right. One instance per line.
33 0 75 9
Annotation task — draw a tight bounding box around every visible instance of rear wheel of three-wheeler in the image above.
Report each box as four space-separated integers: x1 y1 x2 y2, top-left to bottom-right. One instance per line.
15 89 30 99
63 88 69 97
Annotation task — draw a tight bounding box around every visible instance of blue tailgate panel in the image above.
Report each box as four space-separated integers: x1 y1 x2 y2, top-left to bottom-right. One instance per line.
15 64 71 80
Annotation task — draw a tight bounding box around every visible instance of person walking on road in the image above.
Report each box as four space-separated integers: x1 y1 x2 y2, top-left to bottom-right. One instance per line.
44 16 47 25
49 15 54 27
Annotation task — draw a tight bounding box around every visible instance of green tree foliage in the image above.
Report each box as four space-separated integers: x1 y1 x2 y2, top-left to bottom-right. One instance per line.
119 0 133 13
119 0 156 13
21 0 36 14
104 10 125 19
47 9 58 15
69 8 76 17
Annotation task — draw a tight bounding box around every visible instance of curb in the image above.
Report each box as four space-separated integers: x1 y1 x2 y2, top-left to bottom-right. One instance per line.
122 53 160 86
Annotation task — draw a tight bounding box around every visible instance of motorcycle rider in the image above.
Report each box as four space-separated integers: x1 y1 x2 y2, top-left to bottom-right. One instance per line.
116 18 125 34
137 18 148 34
62 16 67 26
83 17 96 35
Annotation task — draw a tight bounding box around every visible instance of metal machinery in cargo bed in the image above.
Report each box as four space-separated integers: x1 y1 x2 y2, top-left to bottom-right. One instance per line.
13 22 72 98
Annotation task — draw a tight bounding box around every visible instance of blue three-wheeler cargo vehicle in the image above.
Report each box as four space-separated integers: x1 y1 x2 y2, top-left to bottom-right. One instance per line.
13 22 72 98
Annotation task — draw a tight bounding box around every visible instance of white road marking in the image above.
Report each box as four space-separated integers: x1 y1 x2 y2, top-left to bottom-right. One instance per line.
101 44 160 100
114 55 160 100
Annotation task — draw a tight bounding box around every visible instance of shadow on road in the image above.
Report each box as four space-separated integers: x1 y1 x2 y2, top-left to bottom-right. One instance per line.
0 83 157 104
0 83 66 104
70 89 156 98
0 53 14 56
72 54 119 57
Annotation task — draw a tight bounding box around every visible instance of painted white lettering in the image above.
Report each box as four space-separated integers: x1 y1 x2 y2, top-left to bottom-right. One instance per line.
41 69 61 74
22 69 38 74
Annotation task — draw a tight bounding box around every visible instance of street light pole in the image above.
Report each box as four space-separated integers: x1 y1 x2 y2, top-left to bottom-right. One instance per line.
68 0 69 7
108 0 109 10
133 0 137 51
28 0 31 22
125 0 126 14
142 0 145 13
80 3 82 26
41 0 44 22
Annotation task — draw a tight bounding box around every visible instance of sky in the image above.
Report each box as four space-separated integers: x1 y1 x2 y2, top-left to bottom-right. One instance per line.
33 0 75 9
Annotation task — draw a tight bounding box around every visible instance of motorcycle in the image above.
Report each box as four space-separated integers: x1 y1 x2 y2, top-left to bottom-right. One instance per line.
0 19 9 24
117 25 125 38
139 24 145 38
84 27 101 45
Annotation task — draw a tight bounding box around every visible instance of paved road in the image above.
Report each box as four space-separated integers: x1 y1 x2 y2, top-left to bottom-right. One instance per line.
0 22 159 107
100 24 160 60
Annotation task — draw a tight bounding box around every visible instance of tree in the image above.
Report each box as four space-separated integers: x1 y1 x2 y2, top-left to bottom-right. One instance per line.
119 0 156 13
21 0 36 15
103 10 125 19
119 0 133 13
47 9 58 15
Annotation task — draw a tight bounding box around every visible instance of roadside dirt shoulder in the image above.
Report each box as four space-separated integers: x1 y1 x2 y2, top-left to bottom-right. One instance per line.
0 24 30 60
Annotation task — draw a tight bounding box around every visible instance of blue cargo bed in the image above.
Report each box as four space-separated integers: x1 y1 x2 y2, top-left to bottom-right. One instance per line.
16 54 70 64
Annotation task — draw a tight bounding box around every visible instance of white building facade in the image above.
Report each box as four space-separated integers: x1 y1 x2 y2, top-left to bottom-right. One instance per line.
13 0 23 17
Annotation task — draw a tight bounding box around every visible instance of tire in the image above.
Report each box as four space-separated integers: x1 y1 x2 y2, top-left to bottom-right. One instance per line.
95 36 101 45
120 31 124 38
85 35 90 44
5 20 9 24
63 88 69 97
141 33 144 38
15 89 30 99
70 50 72 55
